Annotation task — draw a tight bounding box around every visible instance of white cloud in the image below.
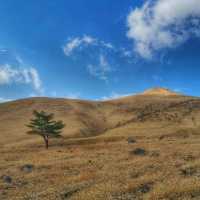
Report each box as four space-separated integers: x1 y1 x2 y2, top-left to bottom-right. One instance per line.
63 37 82 56
63 35 115 56
0 64 43 94
127 0 200 59
0 65 12 84
121 48 132 58
101 41 114 49
28 68 43 93
87 54 111 81
82 35 96 44
99 54 110 71
63 35 97 56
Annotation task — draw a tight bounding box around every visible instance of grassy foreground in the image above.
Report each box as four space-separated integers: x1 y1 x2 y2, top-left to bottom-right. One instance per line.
1 132 200 200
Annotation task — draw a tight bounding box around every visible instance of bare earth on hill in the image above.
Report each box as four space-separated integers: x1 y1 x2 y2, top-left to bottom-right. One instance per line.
1 88 200 199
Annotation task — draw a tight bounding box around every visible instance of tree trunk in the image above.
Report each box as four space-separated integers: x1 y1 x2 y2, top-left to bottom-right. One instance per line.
44 136 49 149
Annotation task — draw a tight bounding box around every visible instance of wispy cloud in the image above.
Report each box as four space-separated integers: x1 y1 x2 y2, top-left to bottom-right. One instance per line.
63 35 139 82
100 41 114 49
28 68 43 94
62 35 115 56
0 64 43 94
120 48 132 58
63 35 97 56
127 0 200 59
87 54 112 82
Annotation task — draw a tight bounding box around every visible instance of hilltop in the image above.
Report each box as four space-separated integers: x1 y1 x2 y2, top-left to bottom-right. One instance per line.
1 88 200 199
141 87 180 96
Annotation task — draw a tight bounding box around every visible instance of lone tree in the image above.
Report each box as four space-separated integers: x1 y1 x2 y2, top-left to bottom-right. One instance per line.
27 110 65 149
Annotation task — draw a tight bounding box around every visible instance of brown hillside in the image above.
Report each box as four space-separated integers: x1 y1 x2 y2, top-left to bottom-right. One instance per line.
0 88 199 145
2 88 200 199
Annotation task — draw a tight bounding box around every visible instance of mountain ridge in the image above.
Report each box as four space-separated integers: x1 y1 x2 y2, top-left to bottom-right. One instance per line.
0 87 184 104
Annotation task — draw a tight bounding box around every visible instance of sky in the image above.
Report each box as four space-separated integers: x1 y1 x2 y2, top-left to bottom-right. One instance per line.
1 0 200 102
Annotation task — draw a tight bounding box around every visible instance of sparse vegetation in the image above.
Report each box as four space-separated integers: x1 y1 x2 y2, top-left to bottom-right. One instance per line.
21 164 34 173
1 175 12 184
26 110 65 149
127 137 136 144
130 148 147 156
1 90 200 199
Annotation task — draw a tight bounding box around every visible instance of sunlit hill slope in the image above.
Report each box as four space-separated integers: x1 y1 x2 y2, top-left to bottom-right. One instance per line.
1 87 200 146
2 88 200 200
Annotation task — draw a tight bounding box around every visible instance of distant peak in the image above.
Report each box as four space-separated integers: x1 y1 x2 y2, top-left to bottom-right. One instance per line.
142 87 180 96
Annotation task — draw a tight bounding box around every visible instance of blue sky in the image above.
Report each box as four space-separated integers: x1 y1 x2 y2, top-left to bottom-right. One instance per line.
0 0 200 101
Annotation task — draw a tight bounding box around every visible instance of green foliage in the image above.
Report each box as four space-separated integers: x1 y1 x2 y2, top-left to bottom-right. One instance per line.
27 110 65 138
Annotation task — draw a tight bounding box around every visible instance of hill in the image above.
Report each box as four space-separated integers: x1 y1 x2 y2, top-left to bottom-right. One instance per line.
0 88 199 145
1 88 200 199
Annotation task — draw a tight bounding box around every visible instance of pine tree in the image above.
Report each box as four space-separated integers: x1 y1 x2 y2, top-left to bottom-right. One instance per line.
27 110 65 149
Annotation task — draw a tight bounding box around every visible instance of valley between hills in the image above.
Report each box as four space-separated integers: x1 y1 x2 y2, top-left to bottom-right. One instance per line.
1 88 200 199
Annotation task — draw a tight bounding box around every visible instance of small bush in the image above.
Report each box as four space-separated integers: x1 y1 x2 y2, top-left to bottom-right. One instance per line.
130 148 147 156
1 175 12 184
127 137 136 144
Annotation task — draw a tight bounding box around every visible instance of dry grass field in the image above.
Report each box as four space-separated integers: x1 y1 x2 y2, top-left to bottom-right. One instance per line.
1 88 200 200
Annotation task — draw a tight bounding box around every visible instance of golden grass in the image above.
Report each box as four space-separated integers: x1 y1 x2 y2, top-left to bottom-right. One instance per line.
1 133 200 199
1 93 200 199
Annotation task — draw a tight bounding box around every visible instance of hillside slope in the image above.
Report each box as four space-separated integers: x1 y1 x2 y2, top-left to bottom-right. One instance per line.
2 88 200 200
0 98 107 145
0 88 200 145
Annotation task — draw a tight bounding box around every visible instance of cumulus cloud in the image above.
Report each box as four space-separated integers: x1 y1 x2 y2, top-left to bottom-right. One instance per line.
87 54 111 81
127 0 200 59
63 35 114 56
0 64 43 94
